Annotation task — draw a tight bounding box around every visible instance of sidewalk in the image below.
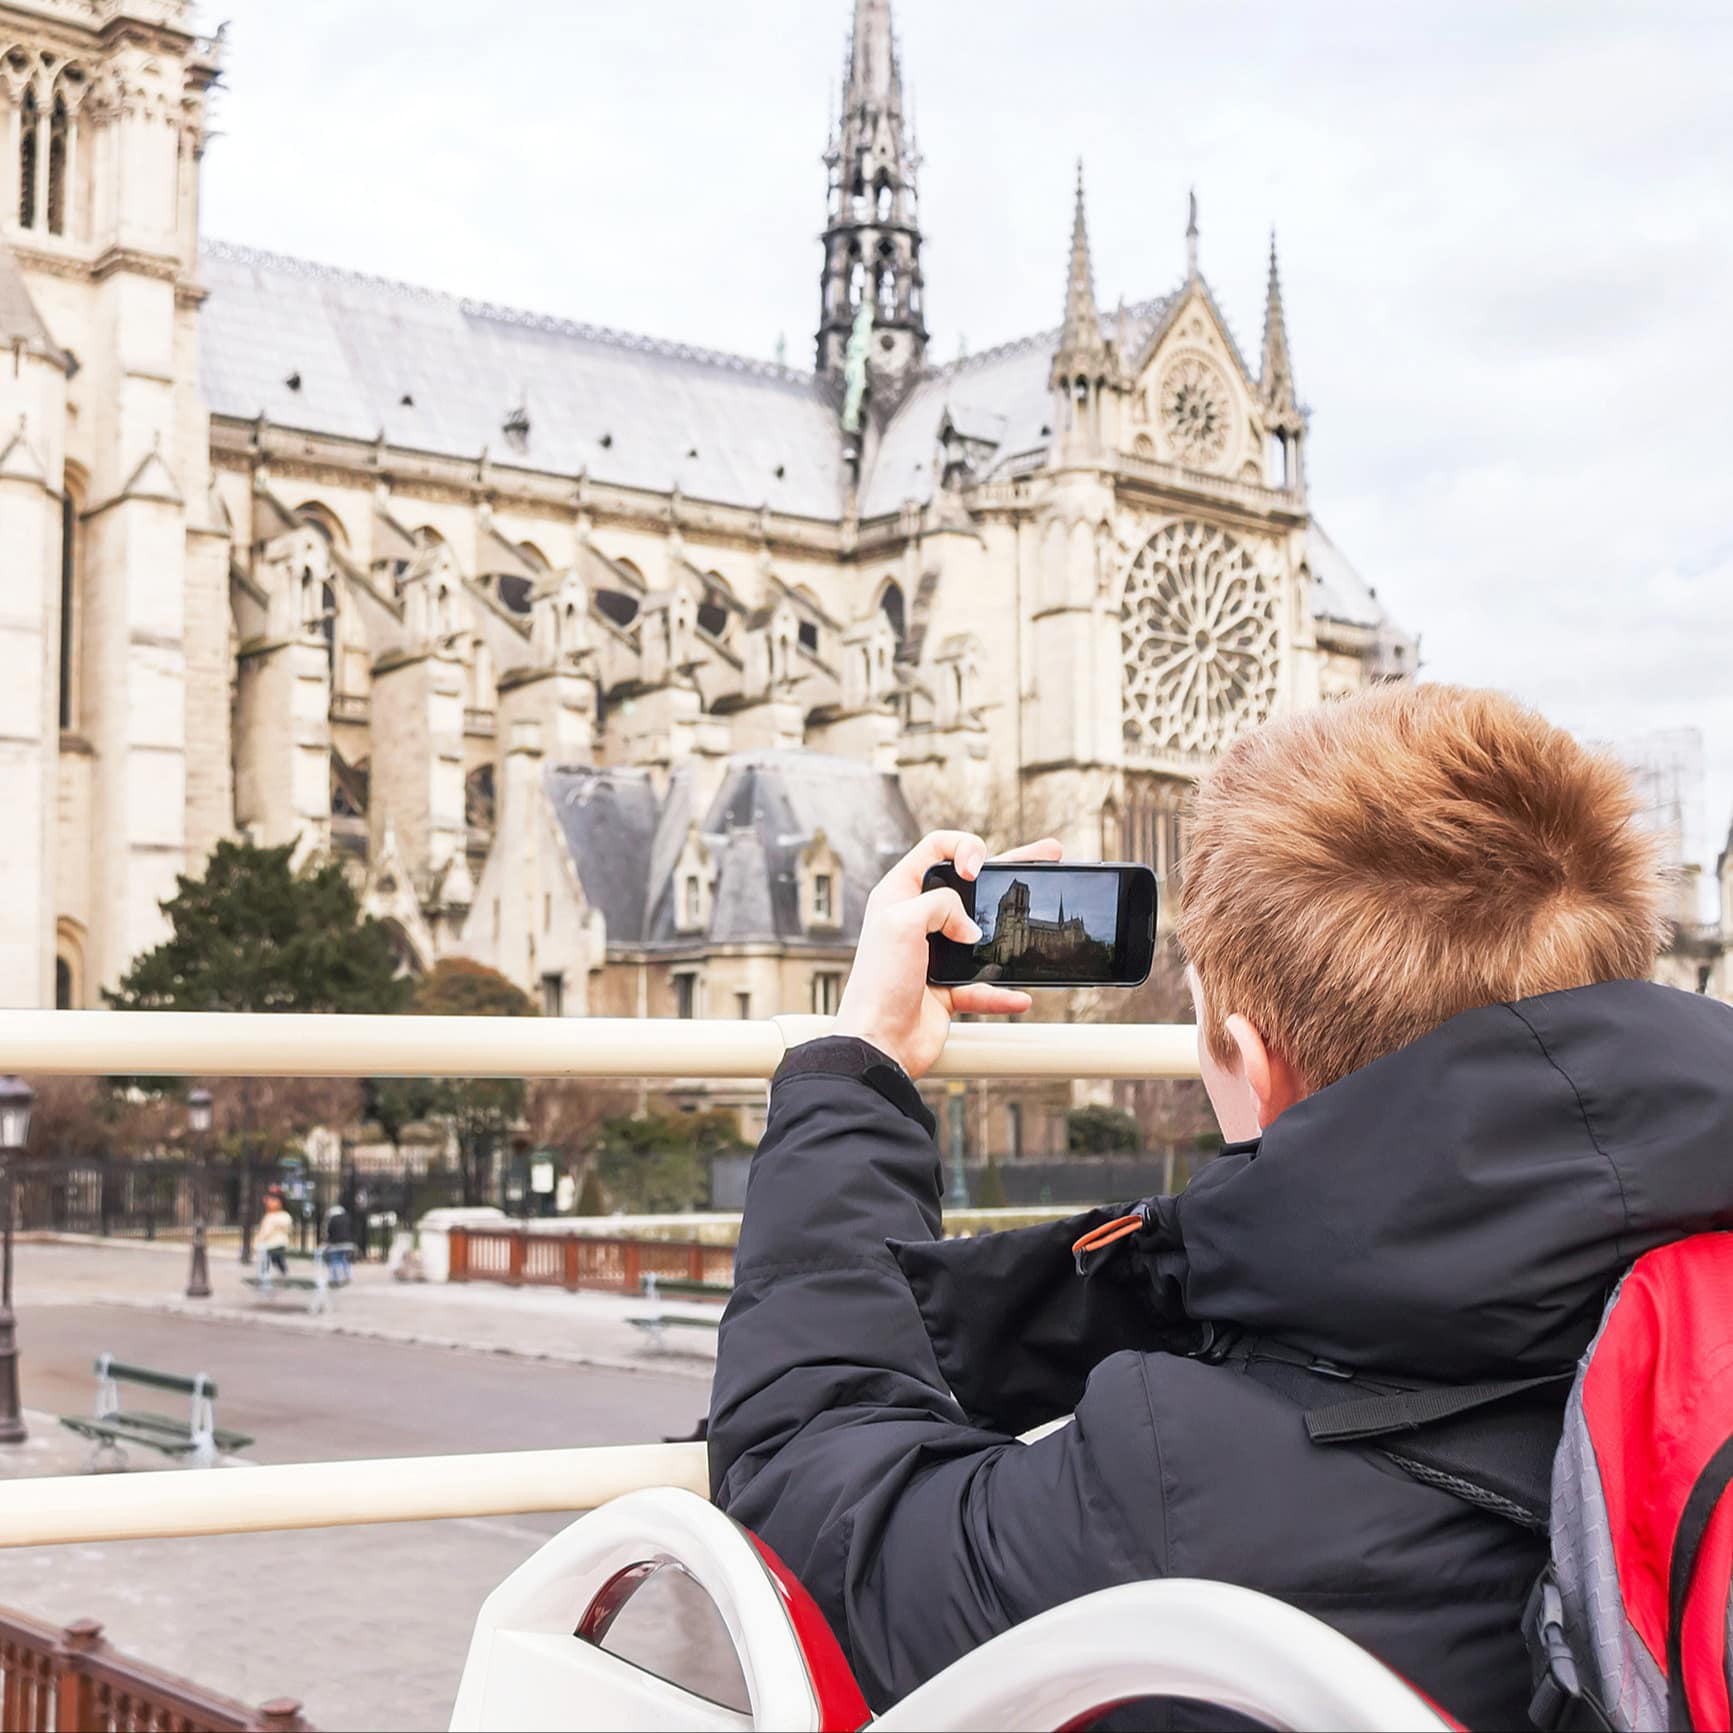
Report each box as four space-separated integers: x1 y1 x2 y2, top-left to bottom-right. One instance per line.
16 1240 717 1381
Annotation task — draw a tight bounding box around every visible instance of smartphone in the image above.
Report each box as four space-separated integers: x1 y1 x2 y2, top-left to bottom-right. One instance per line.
923 860 1158 988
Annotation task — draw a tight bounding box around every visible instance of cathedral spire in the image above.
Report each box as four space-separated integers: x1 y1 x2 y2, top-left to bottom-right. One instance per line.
1051 163 1111 457
1056 159 1103 359
817 0 927 408
1260 231 1299 420
1185 188 1200 278
1260 231 1305 492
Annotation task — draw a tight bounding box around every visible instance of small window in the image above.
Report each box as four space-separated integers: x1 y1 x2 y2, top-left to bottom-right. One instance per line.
797 620 819 654
1698 965 1713 995
811 972 841 1016
1007 1101 1023 1161
674 973 697 1019
813 874 833 921
683 874 702 927
735 991 751 1020
55 956 72 1010
541 973 564 1018
596 589 639 629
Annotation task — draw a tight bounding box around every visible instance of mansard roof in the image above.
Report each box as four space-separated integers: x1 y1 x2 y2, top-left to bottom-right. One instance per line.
545 749 916 950
198 243 850 522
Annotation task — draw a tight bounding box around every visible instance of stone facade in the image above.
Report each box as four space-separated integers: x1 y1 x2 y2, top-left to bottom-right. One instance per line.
0 0 1419 1066
0 1 224 1012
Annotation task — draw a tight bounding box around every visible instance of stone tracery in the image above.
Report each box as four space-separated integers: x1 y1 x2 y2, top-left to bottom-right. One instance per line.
1121 520 1280 757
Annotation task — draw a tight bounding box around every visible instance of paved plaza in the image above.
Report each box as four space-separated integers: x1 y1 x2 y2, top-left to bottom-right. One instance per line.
0 1241 727 1731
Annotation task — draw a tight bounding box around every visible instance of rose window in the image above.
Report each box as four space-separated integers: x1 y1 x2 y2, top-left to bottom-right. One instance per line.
1121 521 1280 757
1159 354 1234 469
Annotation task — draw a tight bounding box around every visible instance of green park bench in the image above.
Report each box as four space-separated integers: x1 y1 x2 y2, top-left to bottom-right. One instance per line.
59 1354 254 1471
629 1270 731 1351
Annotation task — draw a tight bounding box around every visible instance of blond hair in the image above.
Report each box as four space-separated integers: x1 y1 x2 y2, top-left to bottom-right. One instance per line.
1177 684 1669 1090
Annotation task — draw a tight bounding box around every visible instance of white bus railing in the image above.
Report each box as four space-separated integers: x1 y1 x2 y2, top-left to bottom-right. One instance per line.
0 1445 712 1549
0 1010 1199 1080
2 1010 1199 1550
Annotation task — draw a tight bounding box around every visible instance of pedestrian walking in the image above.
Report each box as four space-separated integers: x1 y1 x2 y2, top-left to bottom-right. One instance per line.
254 1189 293 1284
321 1201 354 1287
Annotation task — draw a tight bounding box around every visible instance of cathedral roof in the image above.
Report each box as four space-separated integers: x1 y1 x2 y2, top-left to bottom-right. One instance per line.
197 243 850 521
197 242 1404 639
544 750 916 950
860 293 1177 517
1305 520 1388 629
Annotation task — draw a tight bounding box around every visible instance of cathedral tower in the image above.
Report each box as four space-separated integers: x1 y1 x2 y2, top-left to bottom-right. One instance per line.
816 0 927 408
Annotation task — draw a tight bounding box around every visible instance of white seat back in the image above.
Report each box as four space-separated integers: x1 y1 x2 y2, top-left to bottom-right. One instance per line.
447 1488 821 1733
871 1578 1452 1732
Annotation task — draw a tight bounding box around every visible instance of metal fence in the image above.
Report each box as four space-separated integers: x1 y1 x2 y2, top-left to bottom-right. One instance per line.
14 1156 464 1256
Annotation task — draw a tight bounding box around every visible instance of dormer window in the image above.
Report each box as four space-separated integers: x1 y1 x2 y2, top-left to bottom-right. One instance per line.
799 832 843 932
672 830 714 934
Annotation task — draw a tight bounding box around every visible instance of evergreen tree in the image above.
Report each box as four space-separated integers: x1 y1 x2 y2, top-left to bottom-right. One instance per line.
108 840 410 1014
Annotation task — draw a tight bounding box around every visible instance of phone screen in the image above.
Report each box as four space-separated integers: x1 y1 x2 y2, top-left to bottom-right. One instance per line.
924 862 1157 988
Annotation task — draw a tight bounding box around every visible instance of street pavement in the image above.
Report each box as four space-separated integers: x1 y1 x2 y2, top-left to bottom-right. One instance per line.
0 1242 735 1731
18 1236 720 1375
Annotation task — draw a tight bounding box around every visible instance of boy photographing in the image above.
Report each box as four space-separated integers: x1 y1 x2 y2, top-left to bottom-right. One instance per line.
707 684 1733 1727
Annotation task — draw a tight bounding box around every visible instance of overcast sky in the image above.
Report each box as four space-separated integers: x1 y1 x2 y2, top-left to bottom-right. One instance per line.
201 2 1733 891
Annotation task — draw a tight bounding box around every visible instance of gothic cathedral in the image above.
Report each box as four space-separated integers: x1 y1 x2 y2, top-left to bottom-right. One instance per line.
0 0 1412 1038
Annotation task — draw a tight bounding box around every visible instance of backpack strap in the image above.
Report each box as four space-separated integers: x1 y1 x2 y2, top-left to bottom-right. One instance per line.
1303 1374 1573 1444
1665 1430 1733 1733
1214 1331 1570 1530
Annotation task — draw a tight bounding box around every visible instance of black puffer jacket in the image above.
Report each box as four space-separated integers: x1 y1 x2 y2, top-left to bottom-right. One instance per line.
709 981 1733 1727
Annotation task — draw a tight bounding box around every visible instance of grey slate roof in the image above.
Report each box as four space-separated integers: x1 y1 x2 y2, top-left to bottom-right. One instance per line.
545 750 917 950
545 764 662 941
1306 520 1386 628
0 233 63 366
198 243 850 522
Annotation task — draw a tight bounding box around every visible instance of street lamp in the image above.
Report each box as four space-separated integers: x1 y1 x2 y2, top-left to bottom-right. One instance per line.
186 1088 213 1300
944 1079 970 1212
0 1074 36 1445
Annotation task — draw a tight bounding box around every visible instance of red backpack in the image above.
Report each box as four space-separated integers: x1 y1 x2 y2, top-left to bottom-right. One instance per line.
1531 1233 1733 1731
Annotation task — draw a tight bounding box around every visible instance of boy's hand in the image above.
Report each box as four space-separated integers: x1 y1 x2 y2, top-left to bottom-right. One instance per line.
834 830 1064 1080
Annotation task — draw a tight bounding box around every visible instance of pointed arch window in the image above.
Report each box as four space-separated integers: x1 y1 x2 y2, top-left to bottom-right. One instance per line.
46 89 67 234
879 579 905 648
18 86 38 229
